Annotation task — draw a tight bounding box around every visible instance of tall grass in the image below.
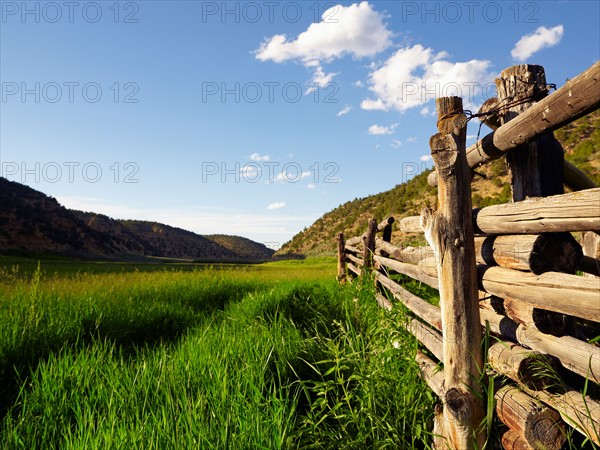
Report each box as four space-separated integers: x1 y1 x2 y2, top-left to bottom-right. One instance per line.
0 261 435 448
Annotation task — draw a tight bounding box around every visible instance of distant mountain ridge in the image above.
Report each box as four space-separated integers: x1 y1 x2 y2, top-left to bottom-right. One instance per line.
0 178 274 261
276 110 600 257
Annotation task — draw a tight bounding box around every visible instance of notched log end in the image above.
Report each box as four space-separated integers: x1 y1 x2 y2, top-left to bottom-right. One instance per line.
478 97 501 130
430 133 459 175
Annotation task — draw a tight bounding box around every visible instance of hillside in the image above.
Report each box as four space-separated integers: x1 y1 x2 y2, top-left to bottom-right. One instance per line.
204 234 275 261
0 179 274 261
277 110 600 257
0 178 128 258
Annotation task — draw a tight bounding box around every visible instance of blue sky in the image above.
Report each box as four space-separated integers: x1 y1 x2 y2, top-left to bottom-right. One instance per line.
1 1 598 248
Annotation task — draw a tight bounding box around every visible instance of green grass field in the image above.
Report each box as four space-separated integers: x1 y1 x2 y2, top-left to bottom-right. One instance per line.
0 257 436 449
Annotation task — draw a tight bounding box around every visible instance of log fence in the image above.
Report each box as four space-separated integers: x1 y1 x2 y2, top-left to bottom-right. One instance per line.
336 63 600 449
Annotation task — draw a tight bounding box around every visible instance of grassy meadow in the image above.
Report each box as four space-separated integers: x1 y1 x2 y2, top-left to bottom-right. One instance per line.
0 256 436 449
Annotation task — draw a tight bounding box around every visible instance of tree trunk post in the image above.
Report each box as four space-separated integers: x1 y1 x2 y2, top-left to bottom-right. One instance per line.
362 218 377 269
337 232 346 282
495 64 564 200
421 96 486 448
496 65 577 333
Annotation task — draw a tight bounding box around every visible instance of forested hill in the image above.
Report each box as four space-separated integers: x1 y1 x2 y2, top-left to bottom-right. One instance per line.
277 110 600 257
0 180 274 262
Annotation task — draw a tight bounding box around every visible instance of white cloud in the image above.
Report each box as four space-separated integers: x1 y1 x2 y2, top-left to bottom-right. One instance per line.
361 44 494 113
420 107 431 116
254 2 392 65
274 171 311 183
420 155 432 162
511 25 564 61
250 152 270 161
337 105 352 117
241 165 259 178
466 134 477 141
368 123 398 135
311 65 338 86
267 202 286 210
307 183 316 189
407 136 417 143
354 80 365 88
391 139 402 148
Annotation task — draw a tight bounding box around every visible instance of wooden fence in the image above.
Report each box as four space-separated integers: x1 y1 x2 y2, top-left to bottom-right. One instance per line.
336 62 600 449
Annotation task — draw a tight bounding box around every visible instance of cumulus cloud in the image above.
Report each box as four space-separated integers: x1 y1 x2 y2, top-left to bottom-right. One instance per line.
420 155 432 162
274 171 311 183
241 165 259 178
391 139 402 148
267 202 286 210
407 136 417 143
250 152 270 161
337 105 352 117
511 25 564 61
254 2 392 65
311 65 338 86
368 123 398 135
361 44 494 112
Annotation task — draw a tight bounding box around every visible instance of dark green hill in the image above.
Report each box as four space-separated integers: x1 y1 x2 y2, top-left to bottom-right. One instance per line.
204 234 275 261
277 110 600 257
0 179 274 262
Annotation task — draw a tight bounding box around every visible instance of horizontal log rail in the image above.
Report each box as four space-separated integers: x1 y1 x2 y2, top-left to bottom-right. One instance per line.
373 271 442 330
345 236 362 247
523 386 600 445
478 265 600 322
480 308 600 383
416 351 443 397
346 253 363 267
428 61 600 187
346 262 361 277
398 216 423 234
375 293 393 311
474 188 600 234
372 255 598 323
474 233 582 274
564 160 598 191
408 318 443 363
481 296 570 336
345 244 362 255
495 385 566 450
398 188 600 235
487 342 557 390
375 239 434 265
487 339 599 445
374 255 439 289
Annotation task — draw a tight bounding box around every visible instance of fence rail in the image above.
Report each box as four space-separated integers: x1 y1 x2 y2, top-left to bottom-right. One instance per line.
336 62 600 449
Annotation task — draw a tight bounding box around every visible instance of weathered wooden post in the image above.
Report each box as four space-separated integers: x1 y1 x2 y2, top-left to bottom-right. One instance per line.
421 97 485 448
494 65 580 334
336 232 346 282
495 65 564 199
362 218 377 269
377 216 394 257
